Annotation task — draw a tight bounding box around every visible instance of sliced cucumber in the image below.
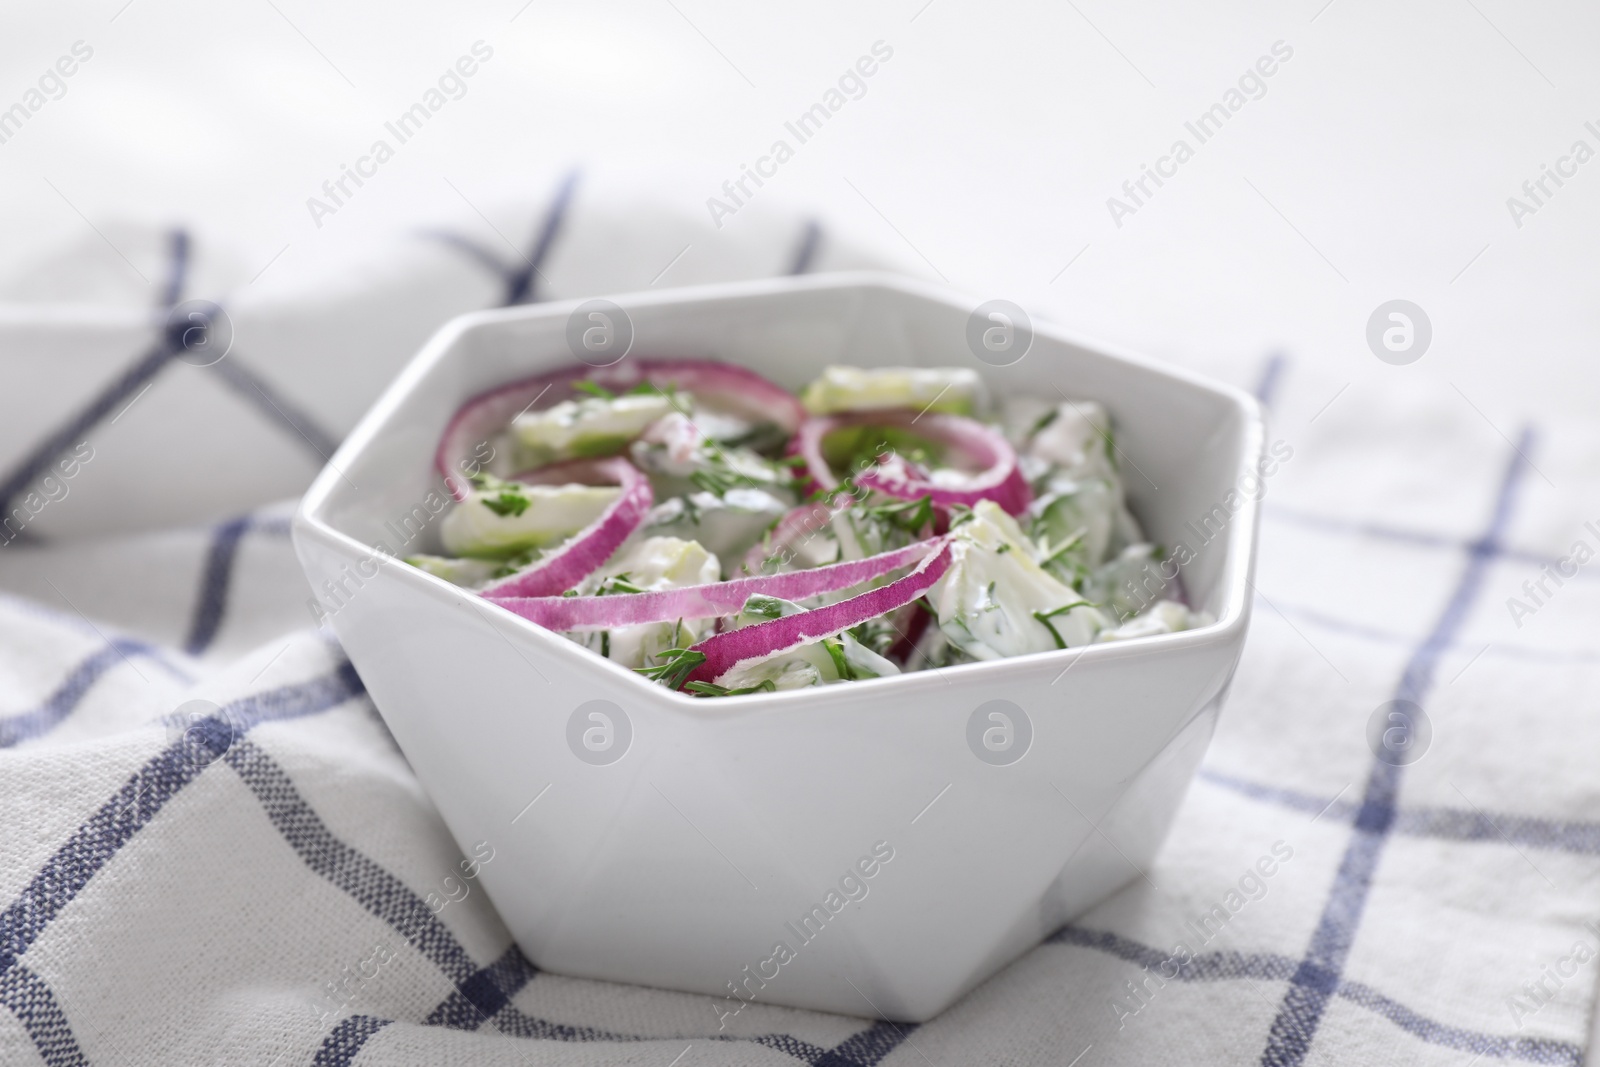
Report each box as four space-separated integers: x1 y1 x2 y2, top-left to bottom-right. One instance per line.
801 365 983 416
641 488 790 574
928 500 1110 659
440 481 620 557
512 393 676 465
403 554 501 588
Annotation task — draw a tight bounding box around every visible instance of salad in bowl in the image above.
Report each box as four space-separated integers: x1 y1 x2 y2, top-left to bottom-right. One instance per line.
413 360 1210 697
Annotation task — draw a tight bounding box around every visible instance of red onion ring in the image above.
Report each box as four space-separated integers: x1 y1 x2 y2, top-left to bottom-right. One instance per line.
437 359 805 500
680 537 956 689
487 537 945 631
477 457 652 598
788 414 851 497
790 411 1031 517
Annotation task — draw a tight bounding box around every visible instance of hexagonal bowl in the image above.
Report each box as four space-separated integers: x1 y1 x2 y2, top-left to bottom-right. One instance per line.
291 272 1262 1022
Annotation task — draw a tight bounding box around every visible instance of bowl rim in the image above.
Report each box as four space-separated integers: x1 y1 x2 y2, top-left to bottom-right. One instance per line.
295 270 1263 715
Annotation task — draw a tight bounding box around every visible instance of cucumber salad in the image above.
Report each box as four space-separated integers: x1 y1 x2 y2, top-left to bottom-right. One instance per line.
414 360 1210 697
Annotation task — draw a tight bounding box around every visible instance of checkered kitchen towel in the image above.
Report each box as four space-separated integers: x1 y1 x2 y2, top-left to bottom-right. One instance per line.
3 177 1599 1066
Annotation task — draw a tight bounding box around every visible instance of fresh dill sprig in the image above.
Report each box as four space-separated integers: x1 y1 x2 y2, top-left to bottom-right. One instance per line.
634 646 707 689
481 488 530 517
467 472 533 518
848 616 900 656
981 580 1001 612
1039 529 1087 566
685 678 778 697
572 379 616 400
688 447 801 498
820 637 857 681
1029 407 1060 438
594 572 646 596
856 494 937 535
1032 599 1094 649
719 422 791 454
689 462 745 498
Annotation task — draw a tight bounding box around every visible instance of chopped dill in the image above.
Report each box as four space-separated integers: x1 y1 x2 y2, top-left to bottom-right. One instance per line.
634 646 706 689
1032 600 1094 649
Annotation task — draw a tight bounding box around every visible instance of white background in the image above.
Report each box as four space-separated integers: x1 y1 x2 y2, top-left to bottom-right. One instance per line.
2 0 1598 424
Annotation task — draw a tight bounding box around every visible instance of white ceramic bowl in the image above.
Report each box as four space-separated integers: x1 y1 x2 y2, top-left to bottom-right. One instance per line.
292 273 1262 1021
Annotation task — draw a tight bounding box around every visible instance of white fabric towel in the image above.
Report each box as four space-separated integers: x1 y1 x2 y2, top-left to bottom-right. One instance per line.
2 180 1596 1066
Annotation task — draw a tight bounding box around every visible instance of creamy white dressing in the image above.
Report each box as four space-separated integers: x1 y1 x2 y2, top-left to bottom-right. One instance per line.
425 372 1211 694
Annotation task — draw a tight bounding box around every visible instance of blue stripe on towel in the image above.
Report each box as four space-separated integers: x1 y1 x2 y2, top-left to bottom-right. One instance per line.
421 170 579 307
209 357 341 461
0 663 364 973
1052 923 1297 978
1051 925 1582 1066
1257 429 1535 1067
489 1005 644 1042
0 343 175 529
0 229 190 526
1336 976 1581 1065
220 741 639 1049
1395 806 1600 855
752 1032 830 1061
1255 594 1600 666
183 515 253 654
419 229 513 279
223 737 478 984
504 170 579 305
1200 767 1600 857
0 963 88 1067
787 219 822 275
0 638 193 748
814 1020 919 1066
251 515 293 538
159 229 190 309
1266 505 1596 583
424 943 541 1030
1252 352 1286 408
305 931 916 1066
312 1014 391 1067
0 662 364 1066
315 1008 911 1067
